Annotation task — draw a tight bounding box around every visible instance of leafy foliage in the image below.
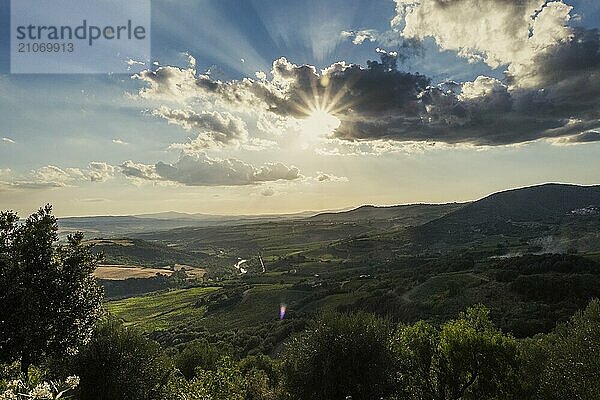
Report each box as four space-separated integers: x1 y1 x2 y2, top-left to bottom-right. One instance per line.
281 312 395 400
175 341 225 379
392 305 518 400
0 374 79 400
0 206 103 376
72 318 175 400
517 299 600 400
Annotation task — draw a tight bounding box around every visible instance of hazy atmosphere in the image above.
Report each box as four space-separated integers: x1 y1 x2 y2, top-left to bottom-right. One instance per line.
1 0 599 216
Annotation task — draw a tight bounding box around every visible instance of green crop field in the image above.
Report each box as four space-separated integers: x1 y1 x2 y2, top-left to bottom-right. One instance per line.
107 287 220 331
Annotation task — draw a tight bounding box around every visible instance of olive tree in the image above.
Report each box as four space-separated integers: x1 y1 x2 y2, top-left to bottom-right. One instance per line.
522 299 600 400
0 205 103 376
281 312 396 400
74 318 175 400
392 305 518 400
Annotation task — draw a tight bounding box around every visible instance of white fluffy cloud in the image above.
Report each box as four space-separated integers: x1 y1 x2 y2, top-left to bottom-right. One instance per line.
120 152 302 186
120 160 161 181
315 172 348 183
134 62 199 102
341 30 378 45
394 0 573 87
0 162 116 190
88 162 116 182
30 165 85 188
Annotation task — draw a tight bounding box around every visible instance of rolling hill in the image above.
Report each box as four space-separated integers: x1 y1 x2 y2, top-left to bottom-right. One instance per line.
311 203 466 226
429 183 600 225
409 183 600 248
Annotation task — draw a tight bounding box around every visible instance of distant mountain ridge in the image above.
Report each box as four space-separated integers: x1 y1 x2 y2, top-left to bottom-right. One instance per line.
414 183 600 241
58 183 600 239
59 210 327 237
135 210 322 221
311 203 467 226
428 183 600 225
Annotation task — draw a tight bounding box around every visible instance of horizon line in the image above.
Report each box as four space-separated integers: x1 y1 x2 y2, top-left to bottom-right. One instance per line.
50 181 600 219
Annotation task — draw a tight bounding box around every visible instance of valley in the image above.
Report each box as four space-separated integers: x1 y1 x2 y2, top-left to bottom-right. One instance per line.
67 183 600 356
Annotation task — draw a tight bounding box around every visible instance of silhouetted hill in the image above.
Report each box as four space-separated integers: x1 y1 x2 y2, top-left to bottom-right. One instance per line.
415 183 600 242
311 203 466 227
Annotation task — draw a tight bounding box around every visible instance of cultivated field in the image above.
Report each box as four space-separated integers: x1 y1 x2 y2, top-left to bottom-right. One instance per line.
107 286 219 331
94 264 206 280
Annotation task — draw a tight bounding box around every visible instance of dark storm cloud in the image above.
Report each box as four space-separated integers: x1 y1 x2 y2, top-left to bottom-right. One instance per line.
515 28 600 102
331 34 600 146
556 130 600 144
136 33 600 147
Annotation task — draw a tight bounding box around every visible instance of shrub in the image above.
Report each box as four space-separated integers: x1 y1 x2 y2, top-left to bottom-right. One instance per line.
281 312 395 400
72 318 175 400
391 305 518 400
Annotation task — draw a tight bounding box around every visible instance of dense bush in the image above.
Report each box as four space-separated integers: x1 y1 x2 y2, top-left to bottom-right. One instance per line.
175 341 225 379
516 299 600 400
392 305 518 400
72 318 175 400
281 312 396 400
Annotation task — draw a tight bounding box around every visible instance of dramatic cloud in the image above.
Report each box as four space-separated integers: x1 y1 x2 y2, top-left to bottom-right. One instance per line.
133 11 600 148
394 0 573 85
392 0 600 94
153 107 248 149
120 153 302 186
135 52 430 123
2 137 15 144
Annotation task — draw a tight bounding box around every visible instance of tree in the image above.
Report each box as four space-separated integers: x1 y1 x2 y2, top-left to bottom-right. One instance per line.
281 312 395 400
519 299 600 400
188 357 246 400
73 318 175 400
175 340 225 379
391 305 518 400
240 354 281 400
0 205 103 377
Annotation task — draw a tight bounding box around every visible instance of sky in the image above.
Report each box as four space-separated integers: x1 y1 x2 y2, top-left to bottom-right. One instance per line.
0 0 599 217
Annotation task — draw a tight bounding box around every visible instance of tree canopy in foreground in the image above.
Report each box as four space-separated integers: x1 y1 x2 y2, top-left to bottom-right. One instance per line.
0 205 103 376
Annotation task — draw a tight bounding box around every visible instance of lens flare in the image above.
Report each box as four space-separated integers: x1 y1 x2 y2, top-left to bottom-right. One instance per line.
279 304 287 320
289 71 358 140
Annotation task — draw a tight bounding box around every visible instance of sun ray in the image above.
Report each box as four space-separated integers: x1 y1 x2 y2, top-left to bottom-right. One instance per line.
285 67 365 140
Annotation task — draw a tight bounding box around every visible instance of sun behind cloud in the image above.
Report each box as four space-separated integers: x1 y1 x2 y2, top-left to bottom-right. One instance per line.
301 108 341 138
